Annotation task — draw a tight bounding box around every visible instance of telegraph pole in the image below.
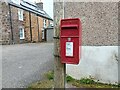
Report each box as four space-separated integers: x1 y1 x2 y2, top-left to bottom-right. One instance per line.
54 0 66 89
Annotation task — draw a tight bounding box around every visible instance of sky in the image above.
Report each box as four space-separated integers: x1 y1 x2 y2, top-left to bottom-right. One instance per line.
33 0 53 19
42 0 53 19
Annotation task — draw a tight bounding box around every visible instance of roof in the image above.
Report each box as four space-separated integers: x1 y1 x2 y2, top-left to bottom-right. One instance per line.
7 0 53 21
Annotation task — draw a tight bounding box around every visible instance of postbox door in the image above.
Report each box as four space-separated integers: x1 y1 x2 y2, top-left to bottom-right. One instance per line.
60 37 80 64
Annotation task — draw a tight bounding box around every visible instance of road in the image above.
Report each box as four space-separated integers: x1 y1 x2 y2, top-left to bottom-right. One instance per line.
2 42 54 88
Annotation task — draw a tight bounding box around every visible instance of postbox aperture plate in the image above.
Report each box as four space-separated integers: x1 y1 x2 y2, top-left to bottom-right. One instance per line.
66 42 73 57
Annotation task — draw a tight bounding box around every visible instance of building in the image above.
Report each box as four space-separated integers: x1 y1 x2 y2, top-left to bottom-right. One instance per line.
44 24 54 42
1 0 53 45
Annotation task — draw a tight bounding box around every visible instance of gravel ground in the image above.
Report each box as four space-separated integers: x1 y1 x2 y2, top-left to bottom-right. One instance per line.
2 42 54 88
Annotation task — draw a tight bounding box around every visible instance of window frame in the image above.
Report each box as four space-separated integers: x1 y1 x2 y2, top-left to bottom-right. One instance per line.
43 19 47 28
19 27 25 40
42 28 44 39
18 9 23 21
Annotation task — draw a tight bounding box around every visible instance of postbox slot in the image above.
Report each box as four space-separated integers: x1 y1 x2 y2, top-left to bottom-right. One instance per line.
61 25 78 30
61 36 79 38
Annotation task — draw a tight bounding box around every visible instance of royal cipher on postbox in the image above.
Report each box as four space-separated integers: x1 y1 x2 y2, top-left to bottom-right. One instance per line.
60 18 82 64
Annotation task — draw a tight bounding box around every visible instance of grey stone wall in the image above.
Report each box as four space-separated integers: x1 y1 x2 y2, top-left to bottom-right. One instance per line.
54 1 118 46
1 2 12 45
0 2 2 44
1 3 25 45
118 2 120 45
65 2 118 46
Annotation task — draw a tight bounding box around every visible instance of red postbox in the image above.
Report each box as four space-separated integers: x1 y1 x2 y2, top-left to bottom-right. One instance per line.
60 18 82 64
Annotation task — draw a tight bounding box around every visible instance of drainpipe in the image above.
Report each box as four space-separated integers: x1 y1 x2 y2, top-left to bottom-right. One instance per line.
29 12 32 42
8 4 14 44
37 16 40 42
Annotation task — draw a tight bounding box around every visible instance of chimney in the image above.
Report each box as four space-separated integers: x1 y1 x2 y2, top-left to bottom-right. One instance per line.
36 0 43 10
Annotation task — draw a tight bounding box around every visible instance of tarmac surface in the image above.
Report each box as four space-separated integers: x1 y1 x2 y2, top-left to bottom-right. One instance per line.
2 42 54 88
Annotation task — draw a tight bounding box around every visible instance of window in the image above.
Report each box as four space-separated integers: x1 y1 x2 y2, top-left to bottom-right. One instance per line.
42 29 44 39
43 19 47 28
18 9 23 21
19 27 25 39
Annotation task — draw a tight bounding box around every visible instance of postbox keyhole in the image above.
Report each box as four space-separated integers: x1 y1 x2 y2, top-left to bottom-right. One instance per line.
68 38 71 41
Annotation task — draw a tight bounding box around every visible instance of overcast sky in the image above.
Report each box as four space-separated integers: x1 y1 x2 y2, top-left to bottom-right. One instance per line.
42 0 53 19
24 0 53 19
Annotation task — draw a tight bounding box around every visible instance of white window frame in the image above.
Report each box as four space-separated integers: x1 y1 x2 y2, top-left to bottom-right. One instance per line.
42 29 44 39
18 9 23 21
43 19 47 28
19 27 25 40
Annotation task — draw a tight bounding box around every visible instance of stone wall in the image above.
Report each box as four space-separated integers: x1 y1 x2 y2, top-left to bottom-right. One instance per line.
64 2 118 46
38 17 43 42
0 2 2 44
24 11 31 43
31 13 39 42
1 2 11 45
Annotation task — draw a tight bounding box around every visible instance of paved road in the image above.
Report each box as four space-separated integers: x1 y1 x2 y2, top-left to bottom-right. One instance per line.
2 42 54 88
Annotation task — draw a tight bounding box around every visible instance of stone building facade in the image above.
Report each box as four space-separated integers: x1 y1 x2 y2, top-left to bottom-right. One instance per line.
1 0 53 45
1 2 12 44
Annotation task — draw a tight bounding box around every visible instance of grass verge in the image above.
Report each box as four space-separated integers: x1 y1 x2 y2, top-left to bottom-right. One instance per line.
28 71 119 89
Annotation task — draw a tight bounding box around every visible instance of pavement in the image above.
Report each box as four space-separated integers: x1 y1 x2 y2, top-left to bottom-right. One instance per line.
2 42 54 88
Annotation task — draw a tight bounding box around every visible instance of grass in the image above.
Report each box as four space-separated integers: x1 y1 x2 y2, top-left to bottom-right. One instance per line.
71 80 119 88
28 71 119 89
45 71 54 80
28 80 53 90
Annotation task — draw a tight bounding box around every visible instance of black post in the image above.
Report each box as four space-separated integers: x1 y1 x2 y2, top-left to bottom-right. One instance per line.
8 4 14 44
29 12 32 42
37 16 40 42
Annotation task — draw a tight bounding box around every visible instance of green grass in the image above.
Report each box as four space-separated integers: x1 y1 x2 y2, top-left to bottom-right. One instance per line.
79 78 95 84
66 75 75 82
28 71 119 89
45 71 54 80
28 80 53 89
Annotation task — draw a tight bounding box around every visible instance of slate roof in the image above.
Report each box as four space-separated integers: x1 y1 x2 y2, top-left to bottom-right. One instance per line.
7 0 53 21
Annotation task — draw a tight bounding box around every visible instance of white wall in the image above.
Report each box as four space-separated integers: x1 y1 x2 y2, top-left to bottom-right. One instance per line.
67 46 118 84
0 45 2 89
